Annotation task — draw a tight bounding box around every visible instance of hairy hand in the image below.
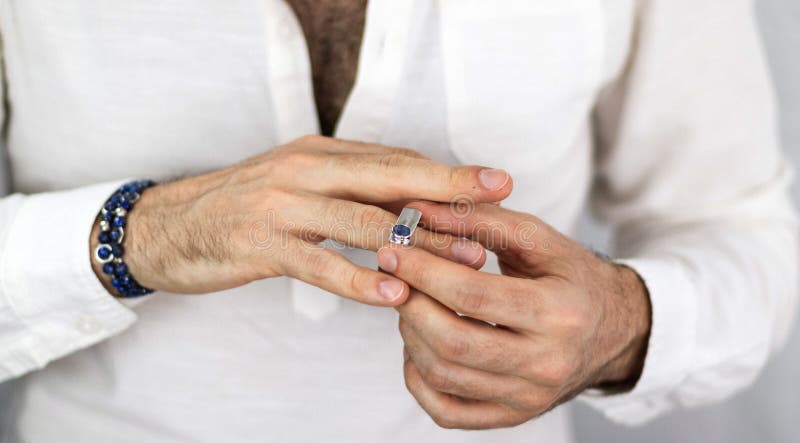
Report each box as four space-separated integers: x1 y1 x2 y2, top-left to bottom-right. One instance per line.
378 202 651 429
90 135 512 305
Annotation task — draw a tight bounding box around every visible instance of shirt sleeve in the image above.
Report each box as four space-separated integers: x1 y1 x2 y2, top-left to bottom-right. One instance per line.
579 0 799 425
0 40 137 383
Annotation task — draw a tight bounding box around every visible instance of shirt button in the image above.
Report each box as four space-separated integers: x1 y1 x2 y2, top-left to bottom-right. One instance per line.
76 316 100 334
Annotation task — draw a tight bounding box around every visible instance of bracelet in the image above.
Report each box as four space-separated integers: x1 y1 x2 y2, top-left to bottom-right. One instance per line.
93 179 156 298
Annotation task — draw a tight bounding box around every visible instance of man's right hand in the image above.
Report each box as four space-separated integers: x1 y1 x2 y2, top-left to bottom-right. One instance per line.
90 135 512 306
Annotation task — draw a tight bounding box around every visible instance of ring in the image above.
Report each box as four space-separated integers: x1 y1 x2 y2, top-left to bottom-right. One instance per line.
389 208 422 245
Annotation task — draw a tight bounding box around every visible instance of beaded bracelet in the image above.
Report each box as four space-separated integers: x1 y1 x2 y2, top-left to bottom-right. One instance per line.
93 179 156 298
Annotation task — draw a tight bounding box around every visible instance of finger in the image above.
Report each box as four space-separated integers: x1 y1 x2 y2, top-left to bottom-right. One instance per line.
378 245 541 328
403 358 528 430
400 316 540 411
277 235 408 306
306 154 513 204
407 201 563 268
396 290 533 376
277 193 487 269
289 135 430 157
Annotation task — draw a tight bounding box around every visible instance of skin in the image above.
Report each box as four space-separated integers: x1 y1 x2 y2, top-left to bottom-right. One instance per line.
90 0 652 430
285 0 367 136
90 135 513 306
377 202 651 429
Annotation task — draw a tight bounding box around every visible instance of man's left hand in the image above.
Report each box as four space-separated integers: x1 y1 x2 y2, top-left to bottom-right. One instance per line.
377 202 651 429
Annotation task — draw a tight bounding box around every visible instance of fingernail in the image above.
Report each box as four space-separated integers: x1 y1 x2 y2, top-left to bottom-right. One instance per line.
378 248 398 273
379 279 404 302
451 238 483 265
479 168 510 191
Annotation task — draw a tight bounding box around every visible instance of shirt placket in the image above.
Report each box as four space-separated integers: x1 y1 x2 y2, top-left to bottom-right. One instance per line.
286 0 417 320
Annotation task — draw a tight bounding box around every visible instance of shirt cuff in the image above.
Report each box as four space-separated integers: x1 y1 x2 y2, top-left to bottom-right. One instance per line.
0 180 138 379
578 256 697 425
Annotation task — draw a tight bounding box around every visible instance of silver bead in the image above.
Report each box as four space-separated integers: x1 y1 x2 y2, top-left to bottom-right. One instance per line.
115 226 125 243
99 220 110 231
114 207 127 217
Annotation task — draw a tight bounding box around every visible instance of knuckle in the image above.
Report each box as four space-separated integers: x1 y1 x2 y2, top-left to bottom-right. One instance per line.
303 251 333 278
267 153 317 183
448 166 471 187
452 285 487 316
264 187 298 209
431 413 459 430
557 304 592 335
537 356 578 387
295 134 326 145
391 147 426 159
404 313 430 340
507 412 534 428
407 262 430 290
378 152 411 171
423 362 455 392
346 266 371 295
357 205 388 229
517 392 548 413
398 317 413 339
435 333 471 360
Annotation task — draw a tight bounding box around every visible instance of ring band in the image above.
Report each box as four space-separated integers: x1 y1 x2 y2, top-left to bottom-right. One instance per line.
389 208 422 245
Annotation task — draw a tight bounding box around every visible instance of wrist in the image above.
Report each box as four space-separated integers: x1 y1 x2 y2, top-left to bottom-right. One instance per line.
593 264 652 392
120 184 160 290
89 180 159 297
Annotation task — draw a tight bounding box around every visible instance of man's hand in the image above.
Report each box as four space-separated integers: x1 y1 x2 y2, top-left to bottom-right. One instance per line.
377 202 651 429
90 135 512 305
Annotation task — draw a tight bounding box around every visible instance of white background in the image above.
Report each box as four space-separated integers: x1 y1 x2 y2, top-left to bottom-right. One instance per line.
0 1 797 440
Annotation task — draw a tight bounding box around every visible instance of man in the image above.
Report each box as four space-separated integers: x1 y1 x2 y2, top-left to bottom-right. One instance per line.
0 0 797 441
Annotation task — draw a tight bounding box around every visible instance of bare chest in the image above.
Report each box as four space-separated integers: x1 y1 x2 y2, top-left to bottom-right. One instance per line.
285 0 367 135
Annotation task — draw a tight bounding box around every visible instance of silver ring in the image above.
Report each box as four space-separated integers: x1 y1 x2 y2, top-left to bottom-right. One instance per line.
389 208 422 245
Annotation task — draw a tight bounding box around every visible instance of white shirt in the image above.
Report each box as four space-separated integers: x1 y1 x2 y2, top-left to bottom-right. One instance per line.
0 0 797 441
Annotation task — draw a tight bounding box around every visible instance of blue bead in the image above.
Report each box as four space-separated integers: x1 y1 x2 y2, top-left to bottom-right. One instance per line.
110 277 121 288
110 229 122 242
98 231 111 244
102 210 114 221
121 275 132 286
114 263 128 276
104 201 116 211
392 225 411 237
111 244 124 258
120 199 132 210
97 246 112 259
102 263 115 275
113 216 126 227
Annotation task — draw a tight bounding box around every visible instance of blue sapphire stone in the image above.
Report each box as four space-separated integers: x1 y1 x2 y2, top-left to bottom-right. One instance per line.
114 263 128 276
392 225 412 237
97 246 112 260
